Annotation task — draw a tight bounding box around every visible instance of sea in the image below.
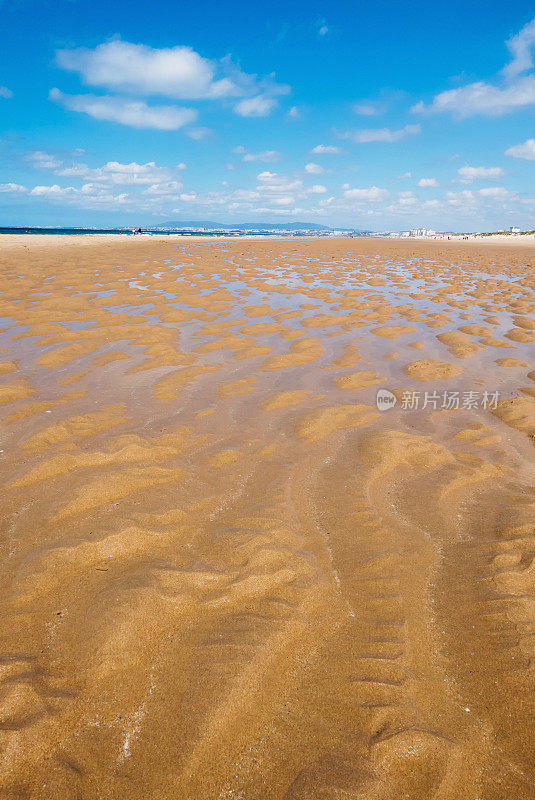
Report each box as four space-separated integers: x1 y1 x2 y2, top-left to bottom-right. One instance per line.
0 227 291 237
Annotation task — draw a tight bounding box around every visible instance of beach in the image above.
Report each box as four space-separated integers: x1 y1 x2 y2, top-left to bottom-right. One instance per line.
0 234 534 799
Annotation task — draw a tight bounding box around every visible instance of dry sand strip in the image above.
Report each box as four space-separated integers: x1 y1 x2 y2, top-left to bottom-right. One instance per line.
0 235 534 800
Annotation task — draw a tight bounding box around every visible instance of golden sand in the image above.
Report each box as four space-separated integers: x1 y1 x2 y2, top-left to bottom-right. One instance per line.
0 234 534 799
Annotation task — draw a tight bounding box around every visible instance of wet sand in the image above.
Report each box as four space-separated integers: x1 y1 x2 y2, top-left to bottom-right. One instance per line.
0 234 534 799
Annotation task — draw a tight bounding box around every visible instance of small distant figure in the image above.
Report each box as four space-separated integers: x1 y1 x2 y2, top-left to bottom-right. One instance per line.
137 228 142 234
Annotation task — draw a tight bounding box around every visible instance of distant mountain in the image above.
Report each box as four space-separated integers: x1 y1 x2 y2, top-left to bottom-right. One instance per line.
155 219 356 232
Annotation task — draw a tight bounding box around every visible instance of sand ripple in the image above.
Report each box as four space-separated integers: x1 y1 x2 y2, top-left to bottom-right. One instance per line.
0 235 534 798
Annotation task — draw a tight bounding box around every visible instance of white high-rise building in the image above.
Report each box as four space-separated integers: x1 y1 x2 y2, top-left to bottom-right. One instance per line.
410 228 435 237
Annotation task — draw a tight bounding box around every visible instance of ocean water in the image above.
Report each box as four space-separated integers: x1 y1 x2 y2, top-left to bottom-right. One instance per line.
0 227 245 236
0 226 136 235
0 227 295 236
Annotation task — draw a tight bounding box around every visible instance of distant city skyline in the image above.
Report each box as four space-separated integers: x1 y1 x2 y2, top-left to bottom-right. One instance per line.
2 0 535 230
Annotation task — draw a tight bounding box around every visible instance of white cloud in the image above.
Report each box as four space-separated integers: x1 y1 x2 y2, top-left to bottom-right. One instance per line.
234 94 277 117
446 190 475 206
458 165 505 182
503 18 535 80
271 196 294 205
478 186 511 199
55 160 186 185
179 169 307 212
242 150 281 162
0 87 13 99
25 180 177 212
412 76 535 117
505 138 535 160
229 189 261 201
55 39 289 102
15 155 190 209
387 191 419 213
168 173 325 216
27 183 142 210
338 124 420 144
57 40 224 99
256 170 279 181
142 181 183 196
398 191 417 205
384 184 522 220
445 186 516 208
25 151 64 170
3 165 321 217
310 144 341 154
25 155 187 194
422 199 441 210
343 186 389 202
50 88 197 130
231 146 281 163
418 178 438 187
353 103 381 116
398 172 412 178
287 106 300 119
319 25 328 36
413 18 535 117
30 184 71 197
185 127 213 140
0 183 27 193
305 162 324 174
256 171 302 193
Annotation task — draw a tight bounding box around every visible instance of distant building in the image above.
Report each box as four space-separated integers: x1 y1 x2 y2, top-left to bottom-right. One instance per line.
409 228 436 237
510 226 521 233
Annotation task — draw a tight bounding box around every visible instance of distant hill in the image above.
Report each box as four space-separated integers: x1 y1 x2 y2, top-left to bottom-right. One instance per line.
155 220 361 232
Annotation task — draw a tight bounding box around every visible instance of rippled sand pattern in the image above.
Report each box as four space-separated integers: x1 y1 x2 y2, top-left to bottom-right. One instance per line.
1 236 535 799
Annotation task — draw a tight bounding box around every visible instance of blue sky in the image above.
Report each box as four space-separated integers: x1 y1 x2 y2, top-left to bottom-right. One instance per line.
2 0 535 230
